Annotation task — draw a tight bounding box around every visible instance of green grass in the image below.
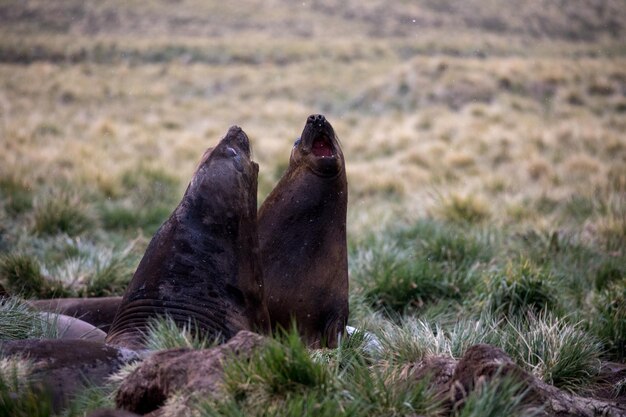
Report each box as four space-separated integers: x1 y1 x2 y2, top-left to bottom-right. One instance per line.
59 384 114 417
436 195 491 225
59 361 143 417
0 358 53 417
200 327 443 417
32 192 93 237
357 246 454 313
143 315 218 351
0 175 33 216
120 166 180 208
351 220 493 315
504 314 603 393
99 166 179 234
52 241 135 297
484 258 559 319
590 285 626 361
100 203 172 235
225 328 332 399
349 216 622 397
0 254 48 298
448 315 503 358
0 240 137 299
454 375 542 417
358 308 603 393
594 258 624 291
0 297 58 340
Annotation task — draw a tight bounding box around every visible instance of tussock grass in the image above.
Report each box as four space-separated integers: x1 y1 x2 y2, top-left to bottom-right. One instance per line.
201 327 443 417
614 377 626 398
351 220 493 315
100 203 172 235
59 361 143 417
594 258 624 291
355 244 453 313
99 166 179 234
32 192 92 237
484 259 559 319
0 253 47 298
455 375 542 417
342 365 442 417
448 315 503 358
59 384 114 417
1 240 138 299
590 286 626 361
311 328 376 370
435 194 491 225
358 308 603 393
0 297 58 340
120 166 180 208
143 315 218 351
595 197 626 252
50 241 135 297
504 314 602 393
0 357 33 394
0 175 33 216
377 317 452 364
211 329 334 416
82 254 133 297
373 313 503 363
392 220 495 270
225 329 332 399
0 357 53 417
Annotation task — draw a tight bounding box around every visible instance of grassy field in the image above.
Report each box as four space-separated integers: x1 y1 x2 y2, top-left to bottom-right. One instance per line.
0 1 625 415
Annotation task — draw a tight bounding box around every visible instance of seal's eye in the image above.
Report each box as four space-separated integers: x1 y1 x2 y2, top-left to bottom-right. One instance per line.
293 138 301 147
226 147 237 157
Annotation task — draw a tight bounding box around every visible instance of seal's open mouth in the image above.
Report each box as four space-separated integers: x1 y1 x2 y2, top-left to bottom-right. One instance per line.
312 136 333 158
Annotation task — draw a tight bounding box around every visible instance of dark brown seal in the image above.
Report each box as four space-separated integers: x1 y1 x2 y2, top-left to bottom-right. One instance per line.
0 339 140 412
40 312 107 342
28 296 122 333
106 126 269 349
258 114 348 348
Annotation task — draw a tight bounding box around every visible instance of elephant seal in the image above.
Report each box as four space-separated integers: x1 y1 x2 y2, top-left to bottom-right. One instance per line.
106 126 269 349
28 296 122 333
258 114 348 348
40 312 107 342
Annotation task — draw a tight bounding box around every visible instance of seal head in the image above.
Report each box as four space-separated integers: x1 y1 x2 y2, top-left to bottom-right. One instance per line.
290 114 344 178
106 126 269 349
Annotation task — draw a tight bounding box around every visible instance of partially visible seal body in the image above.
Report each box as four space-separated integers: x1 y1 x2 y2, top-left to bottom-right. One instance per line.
28 296 122 333
39 312 107 342
258 114 348 348
0 339 140 412
106 127 269 349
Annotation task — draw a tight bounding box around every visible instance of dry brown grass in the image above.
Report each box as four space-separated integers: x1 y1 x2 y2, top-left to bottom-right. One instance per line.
0 0 624 244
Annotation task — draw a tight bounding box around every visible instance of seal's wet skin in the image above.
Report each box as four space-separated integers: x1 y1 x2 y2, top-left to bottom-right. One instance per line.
106 127 269 349
258 114 349 348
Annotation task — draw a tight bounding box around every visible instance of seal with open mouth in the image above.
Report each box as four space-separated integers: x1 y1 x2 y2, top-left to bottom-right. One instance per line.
258 114 348 348
106 126 269 349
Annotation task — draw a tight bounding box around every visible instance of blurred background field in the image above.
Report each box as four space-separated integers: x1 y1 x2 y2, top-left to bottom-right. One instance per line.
0 0 625 370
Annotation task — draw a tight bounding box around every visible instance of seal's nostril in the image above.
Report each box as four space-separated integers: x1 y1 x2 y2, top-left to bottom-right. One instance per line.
307 114 326 125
